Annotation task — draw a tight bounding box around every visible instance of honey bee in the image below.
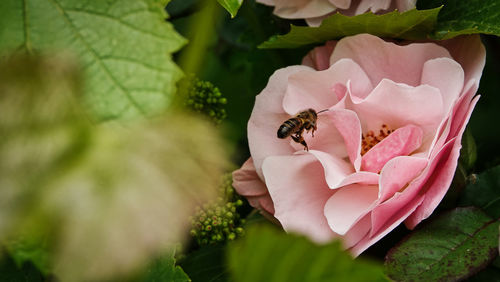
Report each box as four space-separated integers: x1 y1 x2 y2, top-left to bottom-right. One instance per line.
277 108 328 151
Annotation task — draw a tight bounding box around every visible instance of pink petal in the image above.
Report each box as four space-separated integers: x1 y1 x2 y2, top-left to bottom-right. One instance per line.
449 83 479 140
342 215 371 249
329 0 351 9
273 0 337 19
333 83 347 101
262 154 336 243
324 184 379 235
370 139 455 238
247 194 275 215
336 171 379 189
404 143 459 229
233 158 275 215
283 59 373 115
353 79 444 129
378 156 428 203
361 124 423 173
305 15 329 27
356 0 391 14
403 140 458 229
322 109 363 170
421 58 464 116
330 34 452 87
248 66 312 178
350 196 423 256
308 150 354 189
428 80 478 159
232 158 268 196
405 95 479 228
351 79 443 156
440 35 486 86
302 41 337 71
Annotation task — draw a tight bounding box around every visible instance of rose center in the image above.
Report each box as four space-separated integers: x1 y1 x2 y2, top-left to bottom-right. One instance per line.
361 124 393 155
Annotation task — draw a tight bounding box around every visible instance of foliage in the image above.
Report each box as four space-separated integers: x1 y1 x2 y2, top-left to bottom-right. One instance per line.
179 244 229 282
217 0 244 18
190 174 245 246
459 128 477 172
0 253 45 282
384 207 500 281
129 249 190 282
181 77 228 124
0 0 186 121
259 8 441 49
459 165 500 218
228 224 388 282
0 54 228 282
418 0 500 39
4 235 51 276
0 0 500 281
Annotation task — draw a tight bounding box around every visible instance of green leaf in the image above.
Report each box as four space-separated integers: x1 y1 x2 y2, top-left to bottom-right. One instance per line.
418 0 500 39
132 249 190 282
458 165 500 218
459 128 477 171
0 54 229 282
259 8 441 49
217 0 243 18
0 0 186 121
227 225 387 282
0 253 44 282
4 236 51 276
385 207 500 282
180 244 229 282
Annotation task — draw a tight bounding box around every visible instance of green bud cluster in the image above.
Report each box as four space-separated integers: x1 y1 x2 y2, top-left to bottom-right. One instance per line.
185 77 227 124
190 173 245 246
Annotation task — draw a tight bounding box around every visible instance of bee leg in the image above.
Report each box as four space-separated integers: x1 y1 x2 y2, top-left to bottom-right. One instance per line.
305 122 316 137
292 133 309 151
301 140 309 151
312 124 317 137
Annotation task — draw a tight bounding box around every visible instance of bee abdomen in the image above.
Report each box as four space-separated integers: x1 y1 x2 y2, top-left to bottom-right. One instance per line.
277 119 300 138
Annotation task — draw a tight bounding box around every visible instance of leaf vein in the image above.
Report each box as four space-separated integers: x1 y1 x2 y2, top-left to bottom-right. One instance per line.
47 0 146 115
65 8 171 42
413 219 496 276
22 0 32 53
100 55 170 72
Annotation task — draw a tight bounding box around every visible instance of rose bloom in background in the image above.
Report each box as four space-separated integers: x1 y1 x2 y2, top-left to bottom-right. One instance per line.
233 33 485 255
257 0 417 26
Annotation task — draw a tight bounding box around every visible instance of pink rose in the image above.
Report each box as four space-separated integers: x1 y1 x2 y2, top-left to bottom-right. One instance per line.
257 0 416 26
233 34 485 255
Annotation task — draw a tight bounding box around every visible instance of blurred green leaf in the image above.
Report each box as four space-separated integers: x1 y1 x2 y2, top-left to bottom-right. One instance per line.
0 0 186 121
0 54 229 282
131 249 190 282
4 236 51 276
418 0 500 39
259 8 441 49
385 207 500 282
217 0 243 18
458 165 500 218
0 253 44 282
180 244 229 282
228 225 387 282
